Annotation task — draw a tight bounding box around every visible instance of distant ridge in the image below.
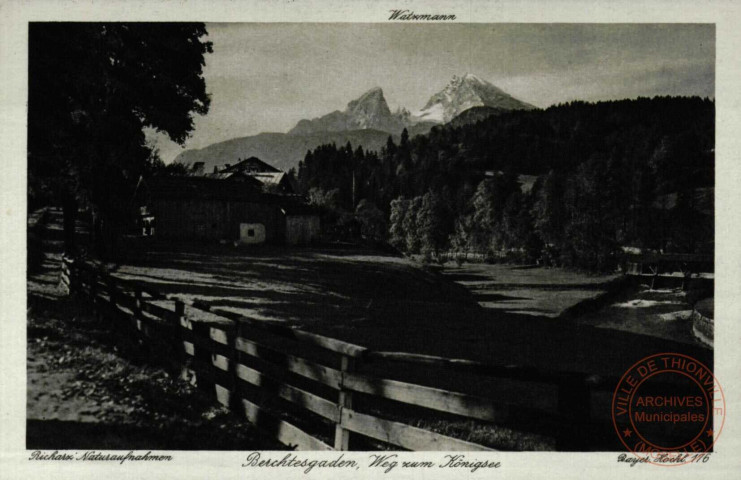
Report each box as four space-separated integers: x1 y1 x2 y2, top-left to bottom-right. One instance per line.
447 106 511 128
174 130 396 173
175 74 535 172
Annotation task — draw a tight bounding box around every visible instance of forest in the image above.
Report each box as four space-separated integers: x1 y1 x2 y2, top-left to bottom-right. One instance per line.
297 96 714 271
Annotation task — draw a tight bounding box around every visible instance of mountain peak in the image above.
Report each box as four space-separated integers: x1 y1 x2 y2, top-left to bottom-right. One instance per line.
363 86 383 95
289 87 403 135
349 86 385 105
287 74 535 136
347 87 391 117
414 73 535 123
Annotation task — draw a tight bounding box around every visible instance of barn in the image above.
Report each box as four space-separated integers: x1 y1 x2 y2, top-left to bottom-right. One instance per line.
137 175 319 245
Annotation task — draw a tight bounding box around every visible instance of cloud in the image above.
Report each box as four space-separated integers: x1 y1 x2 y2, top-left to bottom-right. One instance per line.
504 57 714 107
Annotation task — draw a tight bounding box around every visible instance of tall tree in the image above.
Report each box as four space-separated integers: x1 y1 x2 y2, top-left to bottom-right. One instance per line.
403 197 422 253
388 197 410 249
471 174 519 252
417 190 453 257
532 170 566 247
28 23 212 255
502 191 541 262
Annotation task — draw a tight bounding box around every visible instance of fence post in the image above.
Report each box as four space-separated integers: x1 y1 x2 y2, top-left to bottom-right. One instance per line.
89 268 96 299
108 275 126 333
68 258 75 294
174 300 185 328
133 285 146 344
90 269 102 321
334 354 355 451
173 300 189 370
229 321 241 410
134 285 142 316
60 258 70 295
649 264 659 290
193 321 216 396
219 321 240 411
556 377 591 451
66 257 78 295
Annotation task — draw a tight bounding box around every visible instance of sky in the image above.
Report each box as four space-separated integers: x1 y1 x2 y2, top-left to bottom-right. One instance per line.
150 23 715 163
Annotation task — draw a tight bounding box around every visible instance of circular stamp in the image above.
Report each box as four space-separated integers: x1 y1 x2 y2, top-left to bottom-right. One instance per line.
611 353 725 466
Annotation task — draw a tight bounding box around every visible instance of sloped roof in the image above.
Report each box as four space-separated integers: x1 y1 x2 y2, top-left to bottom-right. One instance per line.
140 175 315 215
249 172 287 186
223 156 281 173
143 175 263 201
204 171 237 180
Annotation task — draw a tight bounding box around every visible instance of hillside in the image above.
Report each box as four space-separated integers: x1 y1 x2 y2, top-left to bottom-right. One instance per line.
174 130 396 173
298 96 715 269
448 105 511 128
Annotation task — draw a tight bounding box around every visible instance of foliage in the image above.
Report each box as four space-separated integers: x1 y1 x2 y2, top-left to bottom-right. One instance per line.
294 96 715 271
149 156 191 176
389 197 410 249
403 196 423 253
307 187 341 209
355 199 386 240
416 190 453 256
28 23 212 254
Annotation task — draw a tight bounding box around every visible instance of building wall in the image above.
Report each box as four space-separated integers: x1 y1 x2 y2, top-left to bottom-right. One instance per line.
285 215 321 245
152 199 284 242
228 201 283 242
152 199 228 240
239 223 266 245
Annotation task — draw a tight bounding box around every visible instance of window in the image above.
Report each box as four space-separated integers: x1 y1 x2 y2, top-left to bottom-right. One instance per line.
248 229 255 237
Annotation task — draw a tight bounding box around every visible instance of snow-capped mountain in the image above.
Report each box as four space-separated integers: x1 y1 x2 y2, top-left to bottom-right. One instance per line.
413 73 535 123
288 74 534 135
288 87 407 135
176 74 535 172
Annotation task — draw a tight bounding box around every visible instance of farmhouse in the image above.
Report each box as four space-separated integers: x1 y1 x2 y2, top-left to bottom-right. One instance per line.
137 174 319 245
205 156 296 193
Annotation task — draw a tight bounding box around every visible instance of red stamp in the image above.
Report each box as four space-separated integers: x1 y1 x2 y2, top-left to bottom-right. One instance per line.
611 353 725 466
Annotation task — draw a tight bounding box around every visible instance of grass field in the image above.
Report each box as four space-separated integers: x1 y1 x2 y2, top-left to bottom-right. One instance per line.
107 241 711 379
111 242 471 326
576 286 704 346
439 263 619 317
29 211 716 450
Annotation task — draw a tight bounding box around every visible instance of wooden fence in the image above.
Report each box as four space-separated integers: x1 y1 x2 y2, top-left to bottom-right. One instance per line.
438 251 496 263
60 256 613 451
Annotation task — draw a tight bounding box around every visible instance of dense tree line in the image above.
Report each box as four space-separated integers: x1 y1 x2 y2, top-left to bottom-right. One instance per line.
298 97 714 271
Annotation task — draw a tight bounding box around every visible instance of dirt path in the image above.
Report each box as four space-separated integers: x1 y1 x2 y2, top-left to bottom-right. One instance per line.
27 209 282 449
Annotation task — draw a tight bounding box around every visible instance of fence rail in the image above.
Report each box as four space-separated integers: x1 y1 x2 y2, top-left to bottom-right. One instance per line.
61 255 608 451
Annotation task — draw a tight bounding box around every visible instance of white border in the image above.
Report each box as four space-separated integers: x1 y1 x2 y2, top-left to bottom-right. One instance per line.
2 1 740 479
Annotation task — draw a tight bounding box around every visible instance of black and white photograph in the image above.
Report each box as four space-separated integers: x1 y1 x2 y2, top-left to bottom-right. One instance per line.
3 1 740 477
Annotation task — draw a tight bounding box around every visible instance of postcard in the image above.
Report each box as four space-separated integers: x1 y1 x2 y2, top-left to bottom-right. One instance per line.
1 1 740 479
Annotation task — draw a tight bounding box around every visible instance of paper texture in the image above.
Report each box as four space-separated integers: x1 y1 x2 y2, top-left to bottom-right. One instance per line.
2 1 740 478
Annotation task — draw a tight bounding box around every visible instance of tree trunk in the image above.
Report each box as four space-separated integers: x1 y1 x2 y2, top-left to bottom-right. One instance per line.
93 211 105 258
62 189 77 254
